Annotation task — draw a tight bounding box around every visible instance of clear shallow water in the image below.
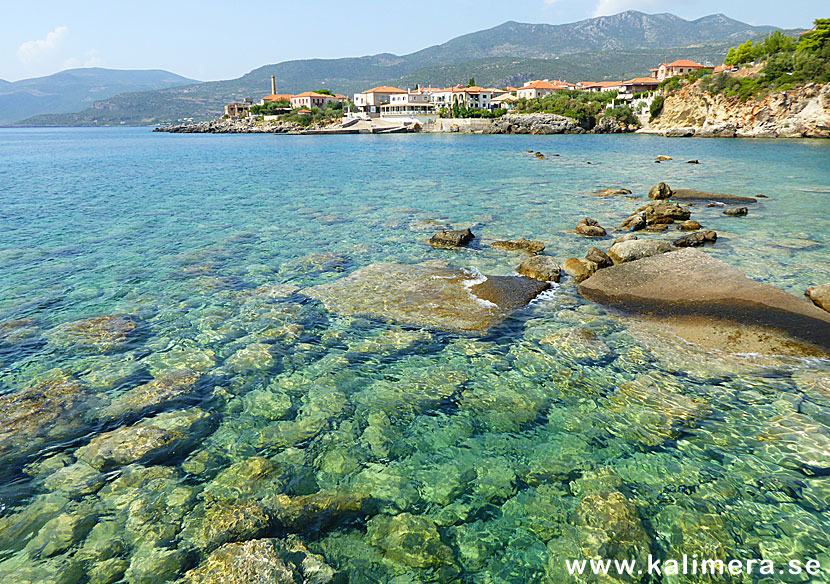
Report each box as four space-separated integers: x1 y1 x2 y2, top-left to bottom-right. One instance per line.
0 128 829 583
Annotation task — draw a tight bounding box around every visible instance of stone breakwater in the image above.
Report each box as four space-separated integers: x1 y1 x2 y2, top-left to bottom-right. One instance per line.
648 82 830 138
154 118 302 134
484 113 635 135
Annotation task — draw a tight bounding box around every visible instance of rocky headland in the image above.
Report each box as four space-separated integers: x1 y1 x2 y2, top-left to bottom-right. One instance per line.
154 118 302 134
648 82 830 138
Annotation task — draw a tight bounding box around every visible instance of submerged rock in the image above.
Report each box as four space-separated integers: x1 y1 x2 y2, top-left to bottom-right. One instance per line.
757 413 830 475
805 283 830 313
516 255 561 282
75 408 209 470
596 188 632 197
100 369 201 420
672 230 717 247
47 314 136 352
491 238 545 254
607 240 672 264
304 262 549 333
578 248 830 356
367 513 455 569
182 500 273 550
576 217 607 237
428 228 474 248
0 375 92 467
178 537 335 584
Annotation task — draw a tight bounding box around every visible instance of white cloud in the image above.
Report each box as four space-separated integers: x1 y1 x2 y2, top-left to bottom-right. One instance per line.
17 26 69 64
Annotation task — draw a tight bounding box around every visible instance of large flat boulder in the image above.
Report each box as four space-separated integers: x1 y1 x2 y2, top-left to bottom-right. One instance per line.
303 262 549 333
578 248 830 356
671 189 757 203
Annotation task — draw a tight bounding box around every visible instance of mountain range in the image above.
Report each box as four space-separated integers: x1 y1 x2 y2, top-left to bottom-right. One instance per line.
9 11 786 127
0 68 198 126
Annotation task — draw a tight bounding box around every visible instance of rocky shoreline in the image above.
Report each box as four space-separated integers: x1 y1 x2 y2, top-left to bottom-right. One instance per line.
647 82 830 138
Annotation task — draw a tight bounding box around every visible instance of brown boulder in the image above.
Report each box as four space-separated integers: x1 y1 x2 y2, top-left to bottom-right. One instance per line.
672 230 717 247
723 207 748 217
492 238 545 254
576 217 606 237
563 258 598 283
806 284 830 313
585 247 613 269
517 256 561 282
578 248 830 356
428 228 474 248
678 220 702 231
648 182 673 200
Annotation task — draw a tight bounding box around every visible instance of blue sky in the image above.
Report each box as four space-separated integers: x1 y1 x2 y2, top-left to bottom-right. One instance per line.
1 0 825 82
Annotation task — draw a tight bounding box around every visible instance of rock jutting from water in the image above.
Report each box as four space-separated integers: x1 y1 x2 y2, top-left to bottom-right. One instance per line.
806 284 830 313
516 255 561 282
578 248 830 356
621 201 691 230
575 217 606 237
484 113 587 134
607 240 673 264
303 262 549 333
672 230 718 247
491 238 545 254
428 228 475 249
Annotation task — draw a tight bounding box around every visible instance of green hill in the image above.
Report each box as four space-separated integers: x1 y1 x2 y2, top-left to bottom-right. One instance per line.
14 11 785 127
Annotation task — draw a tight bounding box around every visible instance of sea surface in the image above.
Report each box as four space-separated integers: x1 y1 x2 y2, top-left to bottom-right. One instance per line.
0 127 829 583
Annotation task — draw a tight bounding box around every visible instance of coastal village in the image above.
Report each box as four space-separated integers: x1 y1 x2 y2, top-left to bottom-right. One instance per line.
221 58 730 132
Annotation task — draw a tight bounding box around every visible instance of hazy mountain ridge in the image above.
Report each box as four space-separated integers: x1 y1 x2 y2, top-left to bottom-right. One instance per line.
0 68 197 125
12 11 787 127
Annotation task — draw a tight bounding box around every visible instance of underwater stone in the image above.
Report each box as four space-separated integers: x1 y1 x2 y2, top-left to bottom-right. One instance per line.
88 558 129 584
27 506 97 558
226 342 275 372
47 314 136 352
100 369 201 420
304 262 549 333
177 537 335 584
125 544 189 584
75 408 209 470
756 412 830 474
202 456 281 503
241 389 293 421
43 461 105 497
367 513 455 569
539 326 613 363
142 346 216 376
347 328 432 354
415 461 476 506
0 375 91 467
576 490 651 574
182 500 273 550
262 490 367 532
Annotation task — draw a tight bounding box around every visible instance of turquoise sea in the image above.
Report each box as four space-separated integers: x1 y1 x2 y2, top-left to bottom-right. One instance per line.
1 127 829 583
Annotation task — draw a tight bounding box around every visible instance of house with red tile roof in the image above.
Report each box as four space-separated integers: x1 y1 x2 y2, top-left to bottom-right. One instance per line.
621 77 661 93
353 86 408 113
579 81 625 92
289 92 346 109
649 59 707 82
515 79 576 100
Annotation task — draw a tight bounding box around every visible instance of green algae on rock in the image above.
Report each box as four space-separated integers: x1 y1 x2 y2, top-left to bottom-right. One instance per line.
303 262 549 333
178 537 335 584
46 314 137 352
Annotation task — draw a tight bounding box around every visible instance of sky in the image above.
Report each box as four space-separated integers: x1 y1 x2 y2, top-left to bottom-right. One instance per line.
1 0 825 83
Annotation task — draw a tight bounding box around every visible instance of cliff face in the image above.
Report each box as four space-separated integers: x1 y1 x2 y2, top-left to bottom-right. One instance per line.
649 82 830 138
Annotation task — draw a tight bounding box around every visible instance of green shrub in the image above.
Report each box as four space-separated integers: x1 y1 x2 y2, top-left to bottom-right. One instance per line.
649 95 664 120
602 106 638 127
